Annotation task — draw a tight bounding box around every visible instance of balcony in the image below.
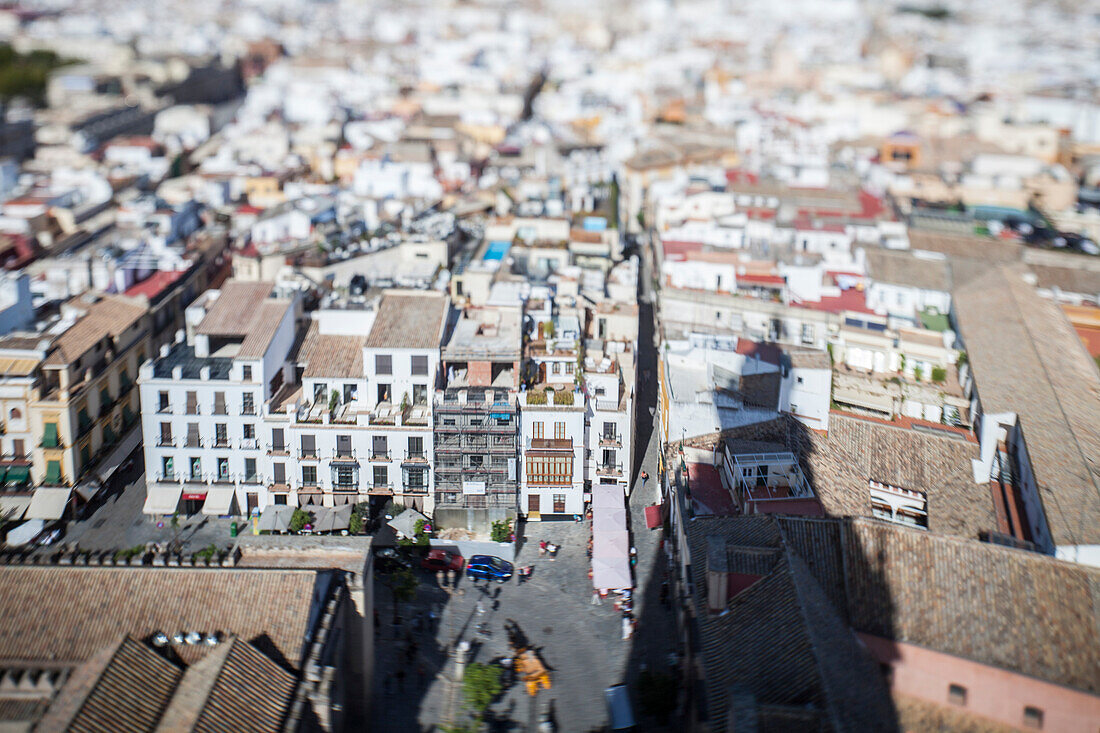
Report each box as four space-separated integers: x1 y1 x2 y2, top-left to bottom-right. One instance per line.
528 438 573 451
370 450 391 462
239 438 260 450
211 405 228 415
185 474 205 484
331 450 358 463
367 483 393 495
156 404 173 414
240 406 257 416
156 472 175 482
596 462 623 477
184 405 201 416
268 444 289 456
212 437 230 449
299 450 319 460
184 437 204 449
598 434 622 448
403 450 428 464
157 436 176 448
241 473 261 485
332 484 358 494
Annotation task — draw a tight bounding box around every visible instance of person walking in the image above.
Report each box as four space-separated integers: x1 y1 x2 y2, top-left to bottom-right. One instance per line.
641 470 649 487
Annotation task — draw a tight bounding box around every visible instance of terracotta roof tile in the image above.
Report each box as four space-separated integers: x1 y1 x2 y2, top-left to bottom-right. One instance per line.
299 321 364 379
364 291 448 350
43 296 147 367
196 282 275 337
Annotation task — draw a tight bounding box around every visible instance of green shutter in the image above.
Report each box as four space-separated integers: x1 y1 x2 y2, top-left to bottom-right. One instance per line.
122 405 135 427
78 409 91 432
80 445 91 469
42 423 58 448
45 460 61 484
119 370 131 390
103 426 117 445
5 466 29 485
100 387 111 410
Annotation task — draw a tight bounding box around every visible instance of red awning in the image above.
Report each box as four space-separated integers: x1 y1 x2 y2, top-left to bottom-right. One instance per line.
182 492 207 501
645 504 663 529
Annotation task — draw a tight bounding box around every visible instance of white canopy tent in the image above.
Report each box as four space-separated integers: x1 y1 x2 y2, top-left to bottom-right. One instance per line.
0 496 31 522
5 519 44 546
26 488 71 520
201 486 237 516
143 483 183 516
258 505 296 533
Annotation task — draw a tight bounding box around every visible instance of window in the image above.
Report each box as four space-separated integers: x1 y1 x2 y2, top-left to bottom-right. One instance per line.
158 391 170 412
603 421 616 440
186 423 200 448
242 365 252 381
215 423 227 446
801 323 814 345
554 422 566 439
1023 707 1043 729
408 436 424 458
407 467 426 490
412 384 427 404
528 494 540 513
469 455 484 468
242 393 255 415
271 428 284 452
552 362 561 375
343 383 357 403
12 439 22 457
377 384 391 403
273 494 287 505
185 391 199 414
372 436 388 458
373 465 388 486
565 362 574 374
336 434 352 457
213 391 227 414
313 383 328 402
334 465 356 487
411 355 428 375
302 465 317 486
243 423 255 439
8 408 19 420
272 462 285 484
190 457 202 480
526 456 573 485
553 494 566 513
162 456 174 480
160 422 173 446
301 434 316 457
376 354 392 375
947 684 967 706
533 422 544 439
217 457 229 480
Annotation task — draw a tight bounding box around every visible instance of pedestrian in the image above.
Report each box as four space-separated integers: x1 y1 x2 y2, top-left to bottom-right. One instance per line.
630 547 638 566
591 590 601 605
539 540 547 556
641 470 649 487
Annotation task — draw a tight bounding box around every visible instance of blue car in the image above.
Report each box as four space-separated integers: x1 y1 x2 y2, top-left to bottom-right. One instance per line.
465 555 514 583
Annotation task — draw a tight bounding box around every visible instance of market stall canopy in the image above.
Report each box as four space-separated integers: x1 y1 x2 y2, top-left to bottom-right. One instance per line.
591 485 623 509
593 529 630 559
387 508 429 539
593 506 628 534
257 504 295 533
314 504 352 532
143 483 183 515
0 495 31 522
26 488 71 520
5 519 44 547
591 556 632 591
201 486 237 516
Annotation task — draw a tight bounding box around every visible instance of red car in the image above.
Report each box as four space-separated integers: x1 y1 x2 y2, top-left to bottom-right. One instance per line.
421 549 464 572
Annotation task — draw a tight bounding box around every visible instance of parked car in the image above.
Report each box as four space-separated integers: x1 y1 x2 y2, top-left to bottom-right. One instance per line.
421 549 464 572
374 547 412 574
465 554 513 583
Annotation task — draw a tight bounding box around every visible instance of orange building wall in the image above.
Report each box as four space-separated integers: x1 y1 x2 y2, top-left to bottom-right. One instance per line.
860 634 1100 733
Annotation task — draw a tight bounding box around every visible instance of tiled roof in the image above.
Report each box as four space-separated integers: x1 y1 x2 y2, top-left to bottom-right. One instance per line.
865 248 951 292
686 516 897 732
737 371 780 409
53 637 181 733
43 295 147 367
721 414 993 539
192 638 296 732
952 264 1100 546
0 567 320 669
196 281 275 337
1028 264 1100 296
786 348 831 370
238 299 294 359
299 321 364 379
907 231 1024 264
364 291 448 350
836 519 1100 695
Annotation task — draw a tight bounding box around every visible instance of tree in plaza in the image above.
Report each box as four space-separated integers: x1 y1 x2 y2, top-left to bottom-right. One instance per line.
462 662 503 723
